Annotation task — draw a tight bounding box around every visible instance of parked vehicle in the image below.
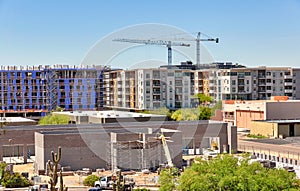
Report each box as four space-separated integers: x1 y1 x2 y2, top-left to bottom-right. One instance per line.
88 187 101 191
94 174 135 190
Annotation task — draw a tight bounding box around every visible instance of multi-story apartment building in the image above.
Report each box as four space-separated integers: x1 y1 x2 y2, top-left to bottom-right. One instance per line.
209 67 300 101
103 63 196 110
1 63 299 117
194 70 210 97
0 65 105 118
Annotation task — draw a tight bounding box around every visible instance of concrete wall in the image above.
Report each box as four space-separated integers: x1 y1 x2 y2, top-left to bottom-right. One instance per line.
35 131 110 171
266 102 300 120
0 125 77 160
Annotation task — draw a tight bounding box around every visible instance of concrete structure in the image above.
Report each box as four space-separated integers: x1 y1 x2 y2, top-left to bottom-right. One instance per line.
53 110 167 124
35 127 182 171
35 121 237 170
0 117 37 126
0 65 107 119
251 120 300 138
223 97 300 129
0 120 235 171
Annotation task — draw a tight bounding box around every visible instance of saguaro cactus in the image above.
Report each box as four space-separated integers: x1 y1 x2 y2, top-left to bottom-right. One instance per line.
46 146 68 191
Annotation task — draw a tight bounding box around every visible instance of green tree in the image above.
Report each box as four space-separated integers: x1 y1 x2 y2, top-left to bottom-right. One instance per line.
83 174 99 187
0 162 32 188
143 107 172 117
171 107 211 121
159 167 179 191
193 94 213 106
171 108 198 121
178 154 300 191
38 114 69 125
198 106 212 120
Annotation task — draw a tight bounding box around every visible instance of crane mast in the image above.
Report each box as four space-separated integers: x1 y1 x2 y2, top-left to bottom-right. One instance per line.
113 38 190 65
160 133 173 167
196 32 219 66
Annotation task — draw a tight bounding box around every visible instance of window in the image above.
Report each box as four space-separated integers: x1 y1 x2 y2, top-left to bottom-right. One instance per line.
146 73 150 78
232 87 236 92
232 80 236 85
246 80 249 84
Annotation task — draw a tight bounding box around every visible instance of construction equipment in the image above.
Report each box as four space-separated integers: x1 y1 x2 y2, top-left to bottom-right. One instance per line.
113 38 190 65
195 32 219 66
157 132 173 167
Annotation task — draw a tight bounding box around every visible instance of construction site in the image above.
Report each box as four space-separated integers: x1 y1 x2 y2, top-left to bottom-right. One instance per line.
0 65 107 119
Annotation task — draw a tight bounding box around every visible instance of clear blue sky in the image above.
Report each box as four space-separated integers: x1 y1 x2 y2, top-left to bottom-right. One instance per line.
0 0 299 67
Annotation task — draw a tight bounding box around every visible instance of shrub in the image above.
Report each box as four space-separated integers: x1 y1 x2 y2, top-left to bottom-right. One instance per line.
83 174 99 187
38 114 69 125
247 134 267 139
1 172 32 188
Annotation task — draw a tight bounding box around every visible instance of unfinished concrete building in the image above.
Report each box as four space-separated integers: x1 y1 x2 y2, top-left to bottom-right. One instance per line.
0 65 107 119
35 126 182 171
34 120 236 172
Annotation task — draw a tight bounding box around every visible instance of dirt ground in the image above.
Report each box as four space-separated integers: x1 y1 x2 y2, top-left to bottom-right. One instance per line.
11 163 160 190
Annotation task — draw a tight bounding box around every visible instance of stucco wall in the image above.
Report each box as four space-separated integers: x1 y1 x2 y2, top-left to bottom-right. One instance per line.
250 121 275 137
236 111 264 129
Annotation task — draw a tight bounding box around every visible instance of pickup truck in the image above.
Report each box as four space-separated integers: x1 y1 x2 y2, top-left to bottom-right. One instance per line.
94 175 135 190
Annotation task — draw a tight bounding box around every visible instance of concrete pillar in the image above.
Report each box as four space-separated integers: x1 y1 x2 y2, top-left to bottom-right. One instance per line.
23 144 27 164
0 145 3 161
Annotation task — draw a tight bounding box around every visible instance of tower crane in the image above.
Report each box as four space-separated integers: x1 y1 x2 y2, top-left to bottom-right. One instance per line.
195 32 219 66
113 38 190 65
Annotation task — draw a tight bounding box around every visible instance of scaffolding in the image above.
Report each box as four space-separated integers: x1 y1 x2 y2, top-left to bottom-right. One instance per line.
44 69 58 112
108 135 164 171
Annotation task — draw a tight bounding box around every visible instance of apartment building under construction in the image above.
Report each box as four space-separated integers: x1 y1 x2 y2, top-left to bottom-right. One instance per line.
0 65 106 118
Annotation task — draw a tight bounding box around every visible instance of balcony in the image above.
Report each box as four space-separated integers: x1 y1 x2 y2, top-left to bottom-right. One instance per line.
258 82 266 86
284 75 293 79
284 89 293 93
224 115 234 120
266 89 273 93
284 82 293 86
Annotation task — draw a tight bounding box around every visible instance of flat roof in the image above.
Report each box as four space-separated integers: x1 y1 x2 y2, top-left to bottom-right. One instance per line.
0 117 36 123
254 119 300 124
53 110 166 118
4 120 226 130
38 127 179 135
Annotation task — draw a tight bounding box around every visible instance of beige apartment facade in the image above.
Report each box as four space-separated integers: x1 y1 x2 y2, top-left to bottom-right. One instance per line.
223 97 300 129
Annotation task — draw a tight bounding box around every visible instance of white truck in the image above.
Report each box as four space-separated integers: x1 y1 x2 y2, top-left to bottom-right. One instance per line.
94 175 135 190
